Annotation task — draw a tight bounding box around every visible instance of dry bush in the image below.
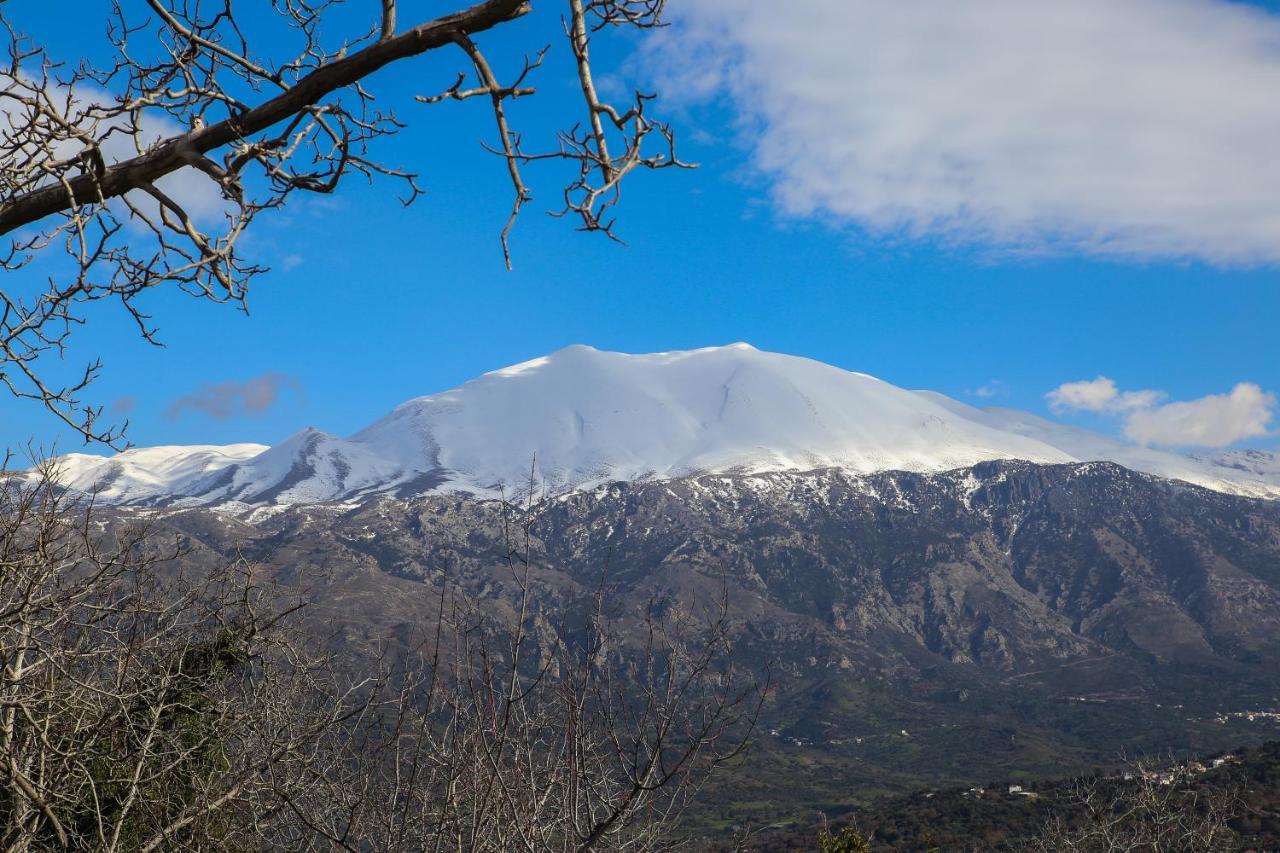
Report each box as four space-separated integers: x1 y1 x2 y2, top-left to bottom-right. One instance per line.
1025 759 1240 853
0 461 758 850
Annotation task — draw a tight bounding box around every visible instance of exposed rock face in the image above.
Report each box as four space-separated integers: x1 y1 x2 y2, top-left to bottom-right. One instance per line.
128 460 1280 811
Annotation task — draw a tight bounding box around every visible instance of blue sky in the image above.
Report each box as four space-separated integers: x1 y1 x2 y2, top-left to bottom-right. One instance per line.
4 0 1279 454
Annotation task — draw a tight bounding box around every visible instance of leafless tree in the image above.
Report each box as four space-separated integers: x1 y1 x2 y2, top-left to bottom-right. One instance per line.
0 460 758 850
280 475 763 851
0 458 381 851
1025 759 1240 853
0 0 688 443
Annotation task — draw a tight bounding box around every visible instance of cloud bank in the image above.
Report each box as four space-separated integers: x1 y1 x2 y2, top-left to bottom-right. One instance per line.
167 373 302 421
646 0 1280 264
1047 377 1275 447
1124 384 1276 447
1046 377 1163 414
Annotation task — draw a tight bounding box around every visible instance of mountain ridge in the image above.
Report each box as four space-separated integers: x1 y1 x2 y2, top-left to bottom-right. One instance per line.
49 344 1280 505
119 458 1280 818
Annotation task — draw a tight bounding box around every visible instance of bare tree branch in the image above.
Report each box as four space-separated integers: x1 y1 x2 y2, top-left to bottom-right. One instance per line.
0 0 687 444
0 1 530 233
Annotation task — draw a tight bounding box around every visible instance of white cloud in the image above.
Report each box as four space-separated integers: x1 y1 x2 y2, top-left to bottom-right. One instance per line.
1046 377 1163 414
1046 377 1275 447
970 380 1009 400
1124 383 1275 447
974 382 1003 400
645 0 1280 264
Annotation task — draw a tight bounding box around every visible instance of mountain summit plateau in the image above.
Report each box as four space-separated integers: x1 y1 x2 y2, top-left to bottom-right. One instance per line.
51 344 1280 505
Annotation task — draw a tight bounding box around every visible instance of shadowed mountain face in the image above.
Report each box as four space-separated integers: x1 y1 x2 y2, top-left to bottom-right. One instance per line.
128 459 1280 817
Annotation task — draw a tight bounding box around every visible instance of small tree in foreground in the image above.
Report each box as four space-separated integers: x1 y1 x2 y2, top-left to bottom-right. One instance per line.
817 826 873 853
290 484 762 850
0 461 758 851
1024 761 1240 853
0 461 367 851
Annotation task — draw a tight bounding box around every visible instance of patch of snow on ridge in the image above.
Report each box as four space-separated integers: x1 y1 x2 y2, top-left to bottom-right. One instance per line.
916 391 1280 499
48 444 268 504
41 345 1280 505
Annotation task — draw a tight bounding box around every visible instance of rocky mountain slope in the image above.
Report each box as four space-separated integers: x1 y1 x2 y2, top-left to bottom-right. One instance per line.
121 459 1280 816
52 345 1280 820
51 345 1280 504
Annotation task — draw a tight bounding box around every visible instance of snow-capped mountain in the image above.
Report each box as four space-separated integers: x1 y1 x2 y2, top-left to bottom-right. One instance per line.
49 344 1280 505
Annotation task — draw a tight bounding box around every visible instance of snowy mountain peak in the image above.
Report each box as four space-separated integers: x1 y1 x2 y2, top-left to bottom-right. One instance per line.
47 345 1280 505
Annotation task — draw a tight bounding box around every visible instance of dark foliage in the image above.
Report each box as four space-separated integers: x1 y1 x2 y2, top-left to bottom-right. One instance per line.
714 740 1280 851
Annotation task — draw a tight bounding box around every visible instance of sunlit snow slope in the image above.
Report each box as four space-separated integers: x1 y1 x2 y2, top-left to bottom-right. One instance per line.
50 344 1280 504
